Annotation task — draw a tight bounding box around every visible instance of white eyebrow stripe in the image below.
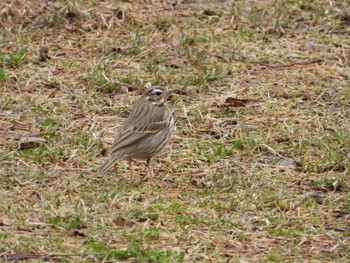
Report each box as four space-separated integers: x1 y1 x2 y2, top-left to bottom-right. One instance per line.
152 89 163 93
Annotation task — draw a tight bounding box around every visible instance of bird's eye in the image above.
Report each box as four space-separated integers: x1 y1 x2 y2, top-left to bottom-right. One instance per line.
155 91 162 96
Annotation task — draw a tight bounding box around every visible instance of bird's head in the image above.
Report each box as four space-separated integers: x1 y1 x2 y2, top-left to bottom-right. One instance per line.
141 86 176 106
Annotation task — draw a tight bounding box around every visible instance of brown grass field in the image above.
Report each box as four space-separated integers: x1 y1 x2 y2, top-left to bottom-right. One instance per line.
0 0 349 261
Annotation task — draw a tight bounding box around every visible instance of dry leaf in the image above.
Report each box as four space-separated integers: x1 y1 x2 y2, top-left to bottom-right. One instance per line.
224 97 249 107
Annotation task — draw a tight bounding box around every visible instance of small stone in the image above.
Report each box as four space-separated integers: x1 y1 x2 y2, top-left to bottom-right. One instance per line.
301 42 315 51
39 46 50 62
119 86 129 94
309 192 324 204
277 158 296 167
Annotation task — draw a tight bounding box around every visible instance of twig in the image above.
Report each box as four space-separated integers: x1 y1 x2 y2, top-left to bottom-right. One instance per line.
220 47 322 69
0 253 90 261
182 105 193 129
238 55 322 69
324 227 346 232
261 58 322 68
332 31 350 35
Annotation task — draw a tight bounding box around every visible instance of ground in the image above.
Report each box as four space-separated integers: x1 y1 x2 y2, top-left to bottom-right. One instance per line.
0 0 349 262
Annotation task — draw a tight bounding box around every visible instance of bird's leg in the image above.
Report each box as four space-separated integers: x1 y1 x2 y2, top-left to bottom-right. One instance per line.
127 158 133 179
146 157 154 181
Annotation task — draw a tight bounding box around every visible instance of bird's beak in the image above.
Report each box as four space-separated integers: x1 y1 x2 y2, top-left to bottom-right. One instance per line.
166 89 179 96
166 89 180 101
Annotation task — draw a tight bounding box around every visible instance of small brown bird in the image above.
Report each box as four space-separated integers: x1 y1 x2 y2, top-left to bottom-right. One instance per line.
98 86 176 180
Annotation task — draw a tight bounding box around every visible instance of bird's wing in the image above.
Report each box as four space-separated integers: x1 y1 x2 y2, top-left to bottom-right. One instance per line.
109 118 168 154
109 99 172 154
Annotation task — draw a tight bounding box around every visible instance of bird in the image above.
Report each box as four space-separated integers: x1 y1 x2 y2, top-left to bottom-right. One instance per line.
97 86 176 181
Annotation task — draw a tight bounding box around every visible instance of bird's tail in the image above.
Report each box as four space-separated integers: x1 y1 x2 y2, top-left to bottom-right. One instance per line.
97 154 120 174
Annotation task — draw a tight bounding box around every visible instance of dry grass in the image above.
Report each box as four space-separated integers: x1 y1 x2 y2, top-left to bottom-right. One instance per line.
0 0 349 261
